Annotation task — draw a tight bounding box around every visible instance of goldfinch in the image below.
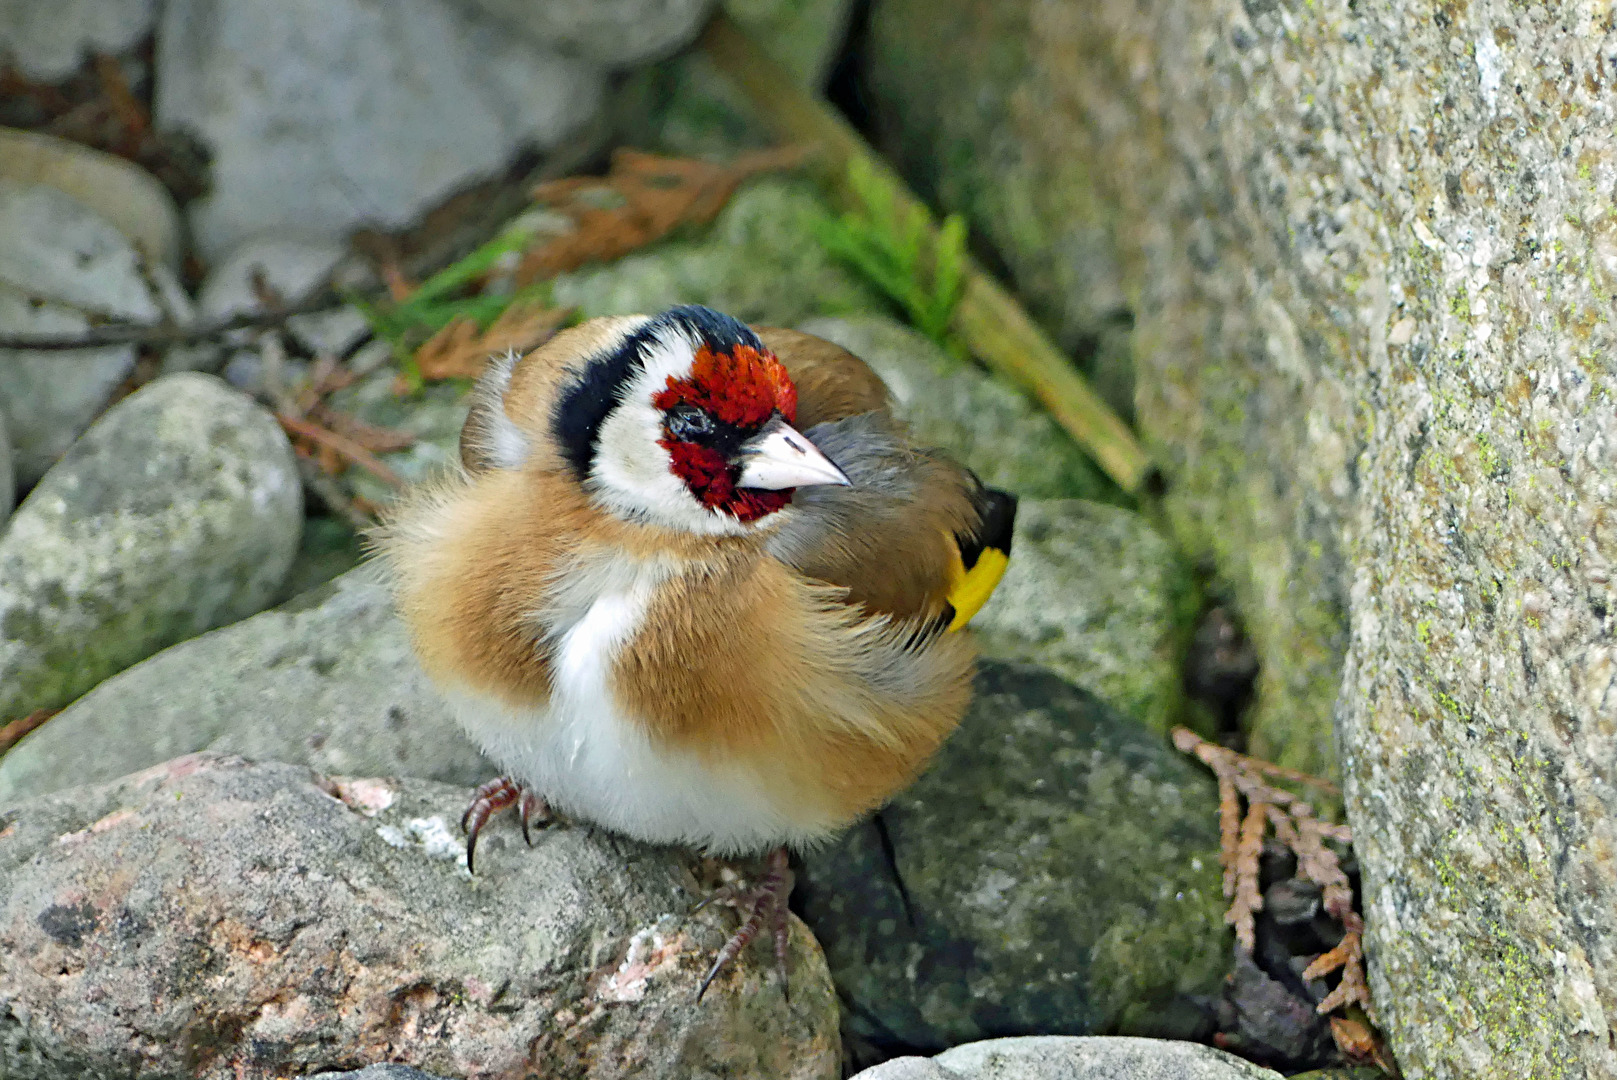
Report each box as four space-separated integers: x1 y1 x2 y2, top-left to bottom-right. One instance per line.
379 305 1014 995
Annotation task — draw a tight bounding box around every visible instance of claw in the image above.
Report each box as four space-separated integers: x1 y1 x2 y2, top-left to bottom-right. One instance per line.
519 788 545 847
692 847 794 1003
460 777 551 873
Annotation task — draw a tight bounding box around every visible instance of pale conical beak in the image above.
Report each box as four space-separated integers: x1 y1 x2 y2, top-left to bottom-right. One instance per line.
735 418 851 490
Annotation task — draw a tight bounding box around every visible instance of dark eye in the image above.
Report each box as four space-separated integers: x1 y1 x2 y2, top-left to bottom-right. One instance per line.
664 405 715 441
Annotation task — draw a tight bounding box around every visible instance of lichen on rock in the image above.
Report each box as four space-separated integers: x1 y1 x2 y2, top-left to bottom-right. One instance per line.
865 0 1617 1073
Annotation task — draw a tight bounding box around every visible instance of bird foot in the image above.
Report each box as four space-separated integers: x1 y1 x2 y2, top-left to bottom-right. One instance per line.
694 846 794 1002
460 776 552 873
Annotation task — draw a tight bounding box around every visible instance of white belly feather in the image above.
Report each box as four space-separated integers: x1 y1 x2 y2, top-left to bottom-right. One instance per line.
443 555 829 854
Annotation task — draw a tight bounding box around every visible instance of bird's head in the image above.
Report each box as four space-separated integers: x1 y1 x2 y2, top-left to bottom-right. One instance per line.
550 305 849 535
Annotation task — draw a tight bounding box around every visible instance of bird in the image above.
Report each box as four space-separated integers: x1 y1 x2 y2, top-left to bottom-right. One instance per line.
377 304 1015 998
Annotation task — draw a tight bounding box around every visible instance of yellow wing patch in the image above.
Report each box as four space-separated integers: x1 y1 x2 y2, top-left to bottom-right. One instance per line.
944 544 1011 632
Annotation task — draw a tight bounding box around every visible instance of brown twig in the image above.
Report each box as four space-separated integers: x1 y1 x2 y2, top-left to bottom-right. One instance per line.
513 146 808 287
294 457 375 532
0 291 341 351
276 413 405 490
1171 725 1377 1024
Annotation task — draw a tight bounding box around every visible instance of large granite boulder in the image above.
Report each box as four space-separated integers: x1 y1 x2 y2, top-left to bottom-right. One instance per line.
863 0 1617 1074
0 374 302 725
0 754 839 1078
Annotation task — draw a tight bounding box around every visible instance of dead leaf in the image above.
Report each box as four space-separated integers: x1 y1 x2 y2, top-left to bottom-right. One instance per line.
1172 725 1377 1027
413 301 570 382
0 708 58 754
514 146 808 286
1330 1014 1399 1075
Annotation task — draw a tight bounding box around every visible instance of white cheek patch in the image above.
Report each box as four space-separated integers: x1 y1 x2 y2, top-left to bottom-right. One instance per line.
588 323 749 537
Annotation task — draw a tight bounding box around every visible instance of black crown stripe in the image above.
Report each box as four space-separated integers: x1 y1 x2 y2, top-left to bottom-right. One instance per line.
552 305 764 481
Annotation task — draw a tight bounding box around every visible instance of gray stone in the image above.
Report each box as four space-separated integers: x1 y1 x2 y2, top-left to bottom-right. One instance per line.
800 316 1119 502
0 285 134 487
0 128 182 271
855 1037 1281 1080
0 405 12 525
797 661 1227 1055
0 0 156 81
866 0 1617 1073
0 181 165 484
550 178 883 330
0 181 160 322
0 754 840 1079
873 1037 1278 1080
323 1069 452 1080
446 0 714 68
155 0 606 259
0 373 302 724
970 500 1191 735
0 568 483 805
617 50 778 163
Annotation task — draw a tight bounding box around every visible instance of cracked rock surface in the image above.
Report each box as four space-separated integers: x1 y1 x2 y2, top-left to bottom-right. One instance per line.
0 754 839 1079
798 662 1226 1063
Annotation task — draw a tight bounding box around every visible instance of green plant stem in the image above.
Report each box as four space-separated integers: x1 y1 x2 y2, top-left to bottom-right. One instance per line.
701 13 1152 494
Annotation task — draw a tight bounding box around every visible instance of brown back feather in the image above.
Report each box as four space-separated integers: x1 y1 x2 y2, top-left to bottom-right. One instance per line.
759 327 981 624
756 327 893 427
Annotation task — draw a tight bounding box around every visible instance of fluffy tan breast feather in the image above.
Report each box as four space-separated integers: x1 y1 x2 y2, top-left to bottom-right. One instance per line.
615 550 975 823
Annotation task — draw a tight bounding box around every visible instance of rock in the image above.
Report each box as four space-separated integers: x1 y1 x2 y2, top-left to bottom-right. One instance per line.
0 568 482 805
550 178 883 330
797 661 1227 1058
323 1068 453 1080
852 1037 1281 1080
446 0 714 68
0 373 302 724
155 0 606 259
0 180 160 484
0 754 840 1078
0 285 134 486
197 236 370 360
0 0 156 82
969 500 1191 734
864 0 1617 1072
0 406 12 525
0 180 160 321
0 129 182 271
616 49 779 162
799 315 1118 502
